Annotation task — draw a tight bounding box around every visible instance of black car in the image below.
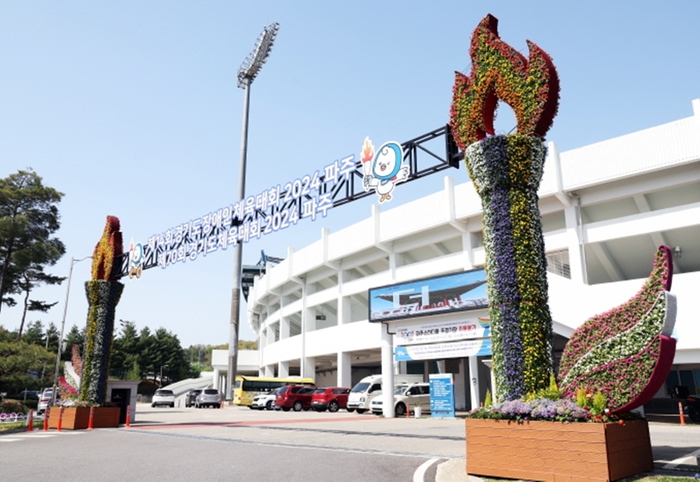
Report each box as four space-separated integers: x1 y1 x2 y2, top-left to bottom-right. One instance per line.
185 389 202 408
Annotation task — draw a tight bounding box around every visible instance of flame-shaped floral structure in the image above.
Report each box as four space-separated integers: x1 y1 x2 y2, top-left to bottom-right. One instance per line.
79 216 125 405
558 246 677 413
450 14 560 401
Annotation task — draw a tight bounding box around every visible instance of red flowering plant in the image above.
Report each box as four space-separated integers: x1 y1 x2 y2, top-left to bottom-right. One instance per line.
558 246 677 413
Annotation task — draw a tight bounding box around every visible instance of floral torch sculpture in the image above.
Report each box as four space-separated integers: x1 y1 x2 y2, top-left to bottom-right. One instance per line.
79 216 125 405
450 14 560 401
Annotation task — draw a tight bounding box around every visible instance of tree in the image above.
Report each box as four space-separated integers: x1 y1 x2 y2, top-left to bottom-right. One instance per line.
22 320 45 346
111 322 139 379
16 262 64 338
0 326 54 393
0 169 65 316
61 324 85 361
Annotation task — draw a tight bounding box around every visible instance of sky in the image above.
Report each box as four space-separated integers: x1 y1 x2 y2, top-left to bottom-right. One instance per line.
1 1 699 348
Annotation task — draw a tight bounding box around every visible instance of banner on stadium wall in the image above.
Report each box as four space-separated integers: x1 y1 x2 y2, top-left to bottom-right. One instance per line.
368 269 488 322
394 338 492 362
394 318 490 346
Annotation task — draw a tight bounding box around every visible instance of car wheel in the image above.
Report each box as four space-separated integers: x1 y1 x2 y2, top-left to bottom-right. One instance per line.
151 403 155 408
688 406 700 423
395 403 406 417
170 403 174 408
282 407 290 412
266 401 273 410
346 407 354 413
293 401 303 412
356 409 366 414
328 401 339 413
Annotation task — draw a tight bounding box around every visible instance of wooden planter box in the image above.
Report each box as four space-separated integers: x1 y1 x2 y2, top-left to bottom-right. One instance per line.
92 407 120 428
466 418 653 482
47 406 121 430
48 407 89 430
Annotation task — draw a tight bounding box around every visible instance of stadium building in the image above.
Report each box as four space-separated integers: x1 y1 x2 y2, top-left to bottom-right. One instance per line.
246 99 700 411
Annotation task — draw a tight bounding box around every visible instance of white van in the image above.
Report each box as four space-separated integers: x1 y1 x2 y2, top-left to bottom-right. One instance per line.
347 374 423 413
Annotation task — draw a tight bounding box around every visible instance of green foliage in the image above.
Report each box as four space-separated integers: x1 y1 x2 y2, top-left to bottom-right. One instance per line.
575 387 608 416
484 389 492 408
525 374 561 402
592 392 608 415
1 398 29 414
0 169 65 318
576 387 587 408
0 332 54 392
125 358 140 381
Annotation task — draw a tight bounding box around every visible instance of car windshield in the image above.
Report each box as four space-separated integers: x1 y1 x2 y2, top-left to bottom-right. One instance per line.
351 383 370 393
394 386 409 395
313 389 325 394
156 390 173 396
203 389 218 395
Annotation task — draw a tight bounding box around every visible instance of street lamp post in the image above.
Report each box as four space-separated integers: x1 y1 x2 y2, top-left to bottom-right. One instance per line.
226 22 279 402
51 255 92 407
159 364 169 387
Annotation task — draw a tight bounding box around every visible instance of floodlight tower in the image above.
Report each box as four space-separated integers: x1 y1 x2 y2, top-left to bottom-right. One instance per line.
227 22 279 401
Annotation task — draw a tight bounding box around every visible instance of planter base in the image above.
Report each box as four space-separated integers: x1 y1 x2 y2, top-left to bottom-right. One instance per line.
466 419 653 482
47 406 120 430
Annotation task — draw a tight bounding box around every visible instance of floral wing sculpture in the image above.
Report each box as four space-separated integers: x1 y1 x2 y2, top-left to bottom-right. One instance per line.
79 216 125 405
450 14 560 401
558 246 677 413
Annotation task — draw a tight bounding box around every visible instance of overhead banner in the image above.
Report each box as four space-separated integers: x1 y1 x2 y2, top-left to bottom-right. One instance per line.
394 338 492 362
368 269 488 322
395 318 490 346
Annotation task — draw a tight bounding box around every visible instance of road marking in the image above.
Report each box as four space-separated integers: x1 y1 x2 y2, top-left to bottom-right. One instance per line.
663 448 700 469
413 458 440 482
124 428 463 460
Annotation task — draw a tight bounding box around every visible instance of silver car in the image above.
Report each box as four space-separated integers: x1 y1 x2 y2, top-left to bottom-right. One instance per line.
151 389 175 408
195 388 222 408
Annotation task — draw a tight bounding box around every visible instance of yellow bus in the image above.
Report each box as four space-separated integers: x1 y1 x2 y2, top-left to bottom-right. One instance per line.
233 375 315 407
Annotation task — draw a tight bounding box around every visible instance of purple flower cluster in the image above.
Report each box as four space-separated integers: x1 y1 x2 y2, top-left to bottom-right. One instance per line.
466 134 553 401
480 398 590 423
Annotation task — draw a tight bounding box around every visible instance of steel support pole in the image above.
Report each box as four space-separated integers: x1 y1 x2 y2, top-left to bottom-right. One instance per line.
51 257 78 406
227 79 251 401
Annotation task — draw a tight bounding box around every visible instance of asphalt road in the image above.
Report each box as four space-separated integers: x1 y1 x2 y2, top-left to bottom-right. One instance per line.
1 405 699 481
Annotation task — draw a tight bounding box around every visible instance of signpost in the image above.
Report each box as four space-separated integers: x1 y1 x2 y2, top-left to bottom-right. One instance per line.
429 373 455 419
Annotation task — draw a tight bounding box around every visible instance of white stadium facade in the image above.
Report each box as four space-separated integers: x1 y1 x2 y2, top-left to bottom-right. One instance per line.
246 99 700 412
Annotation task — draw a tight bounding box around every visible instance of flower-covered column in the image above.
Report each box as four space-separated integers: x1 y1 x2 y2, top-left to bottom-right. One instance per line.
466 135 552 400
79 216 124 405
450 14 560 401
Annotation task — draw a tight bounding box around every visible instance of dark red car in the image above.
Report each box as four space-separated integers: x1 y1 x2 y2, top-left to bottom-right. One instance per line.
274 385 316 411
311 387 351 412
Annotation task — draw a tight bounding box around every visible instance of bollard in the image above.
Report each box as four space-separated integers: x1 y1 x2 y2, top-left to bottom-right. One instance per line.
43 407 49 431
57 407 64 432
27 410 33 432
125 405 131 428
88 406 95 430
679 401 686 426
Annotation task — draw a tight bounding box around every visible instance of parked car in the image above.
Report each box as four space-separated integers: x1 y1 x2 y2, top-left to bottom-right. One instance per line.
311 387 351 412
16 390 39 400
37 388 55 415
195 388 222 408
252 387 283 410
185 389 202 408
371 383 430 417
151 389 175 408
274 385 316 411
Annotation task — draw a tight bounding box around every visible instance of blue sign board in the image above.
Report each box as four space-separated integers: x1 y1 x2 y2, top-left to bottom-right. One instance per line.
429 373 455 419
